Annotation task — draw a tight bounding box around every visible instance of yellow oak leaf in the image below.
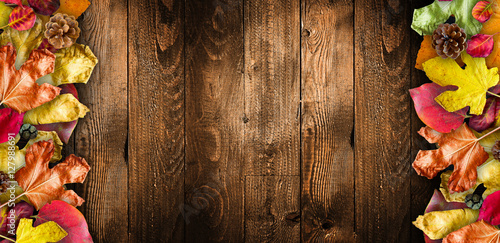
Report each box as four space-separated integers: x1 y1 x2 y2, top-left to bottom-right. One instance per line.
16 218 67 243
55 0 90 18
413 208 479 240
423 54 499 115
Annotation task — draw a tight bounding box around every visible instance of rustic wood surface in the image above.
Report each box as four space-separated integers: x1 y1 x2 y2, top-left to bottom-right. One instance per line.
75 0 435 242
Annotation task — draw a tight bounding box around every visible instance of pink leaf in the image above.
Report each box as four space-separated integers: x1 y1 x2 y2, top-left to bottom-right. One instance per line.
467 34 496 58
8 5 35 31
0 108 24 144
410 83 468 133
469 97 500 132
478 190 500 226
472 1 493 23
424 190 468 243
34 84 78 143
27 0 60 16
34 200 93 243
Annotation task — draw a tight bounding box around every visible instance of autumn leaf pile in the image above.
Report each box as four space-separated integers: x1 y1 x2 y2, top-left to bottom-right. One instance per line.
411 0 500 242
0 0 95 242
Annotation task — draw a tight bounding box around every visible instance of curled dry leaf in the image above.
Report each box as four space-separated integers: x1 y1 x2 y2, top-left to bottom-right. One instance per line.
24 93 89 125
16 218 67 243
423 54 499 115
34 84 79 143
0 108 23 144
35 200 93 243
410 83 468 133
467 34 496 58
37 44 98 86
0 44 60 113
14 140 89 210
443 220 500 242
413 124 489 192
473 1 494 23
413 208 479 240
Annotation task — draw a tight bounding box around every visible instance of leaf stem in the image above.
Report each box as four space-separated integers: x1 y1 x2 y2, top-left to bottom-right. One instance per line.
0 193 25 210
0 234 15 242
477 125 500 141
487 91 500 99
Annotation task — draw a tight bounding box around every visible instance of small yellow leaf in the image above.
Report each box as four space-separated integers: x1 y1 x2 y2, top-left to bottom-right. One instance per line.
24 94 89 125
422 54 499 115
37 44 98 86
413 208 479 240
55 0 90 19
16 218 67 243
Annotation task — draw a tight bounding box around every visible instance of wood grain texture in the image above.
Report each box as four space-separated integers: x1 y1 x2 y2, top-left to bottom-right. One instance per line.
244 0 301 176
354 0 413 242
128 0 185 241
409 0 439 242
74 0 129 242
245 176 300 242
301 0 355 241
185 0 245 241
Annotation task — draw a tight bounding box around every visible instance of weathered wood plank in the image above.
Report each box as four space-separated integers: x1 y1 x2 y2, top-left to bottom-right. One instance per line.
244 0 301 177
128 0 185 241
74 0 129 242
185 0 245 241
301 0 355 241
409 1 439 242
245 176 300 242
354 0 413 242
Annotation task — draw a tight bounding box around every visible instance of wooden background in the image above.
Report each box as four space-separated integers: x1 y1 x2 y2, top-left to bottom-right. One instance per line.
68 0 441 241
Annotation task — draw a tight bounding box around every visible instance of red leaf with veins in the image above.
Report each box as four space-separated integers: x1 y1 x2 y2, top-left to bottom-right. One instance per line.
410 83 468 133
8 5 35 31
467 34 496 58
472 1 494 23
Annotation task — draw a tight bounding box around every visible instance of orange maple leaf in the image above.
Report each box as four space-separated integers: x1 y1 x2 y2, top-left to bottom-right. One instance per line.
413 124 489 193
14 140 90 210
0 44 60 113
443 221 500 242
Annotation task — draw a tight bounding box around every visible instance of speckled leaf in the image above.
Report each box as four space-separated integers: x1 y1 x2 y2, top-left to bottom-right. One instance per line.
467 34 496 58
8 5 35 31
472 1 494 23
28 0 59 16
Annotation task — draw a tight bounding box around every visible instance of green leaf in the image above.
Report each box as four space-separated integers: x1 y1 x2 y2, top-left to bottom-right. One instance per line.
412 0 483 37
37 44 98 86
0 2 12 27
0 16 43 69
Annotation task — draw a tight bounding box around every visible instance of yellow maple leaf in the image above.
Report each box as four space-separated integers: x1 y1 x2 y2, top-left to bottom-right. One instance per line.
15 218 67 243
55 0 90 18
422 54 499 115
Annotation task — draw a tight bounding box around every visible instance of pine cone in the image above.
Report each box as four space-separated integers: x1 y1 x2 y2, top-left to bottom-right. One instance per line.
493 140 500 161
44 13 81 49
432 23 467 59
0 171 11 195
